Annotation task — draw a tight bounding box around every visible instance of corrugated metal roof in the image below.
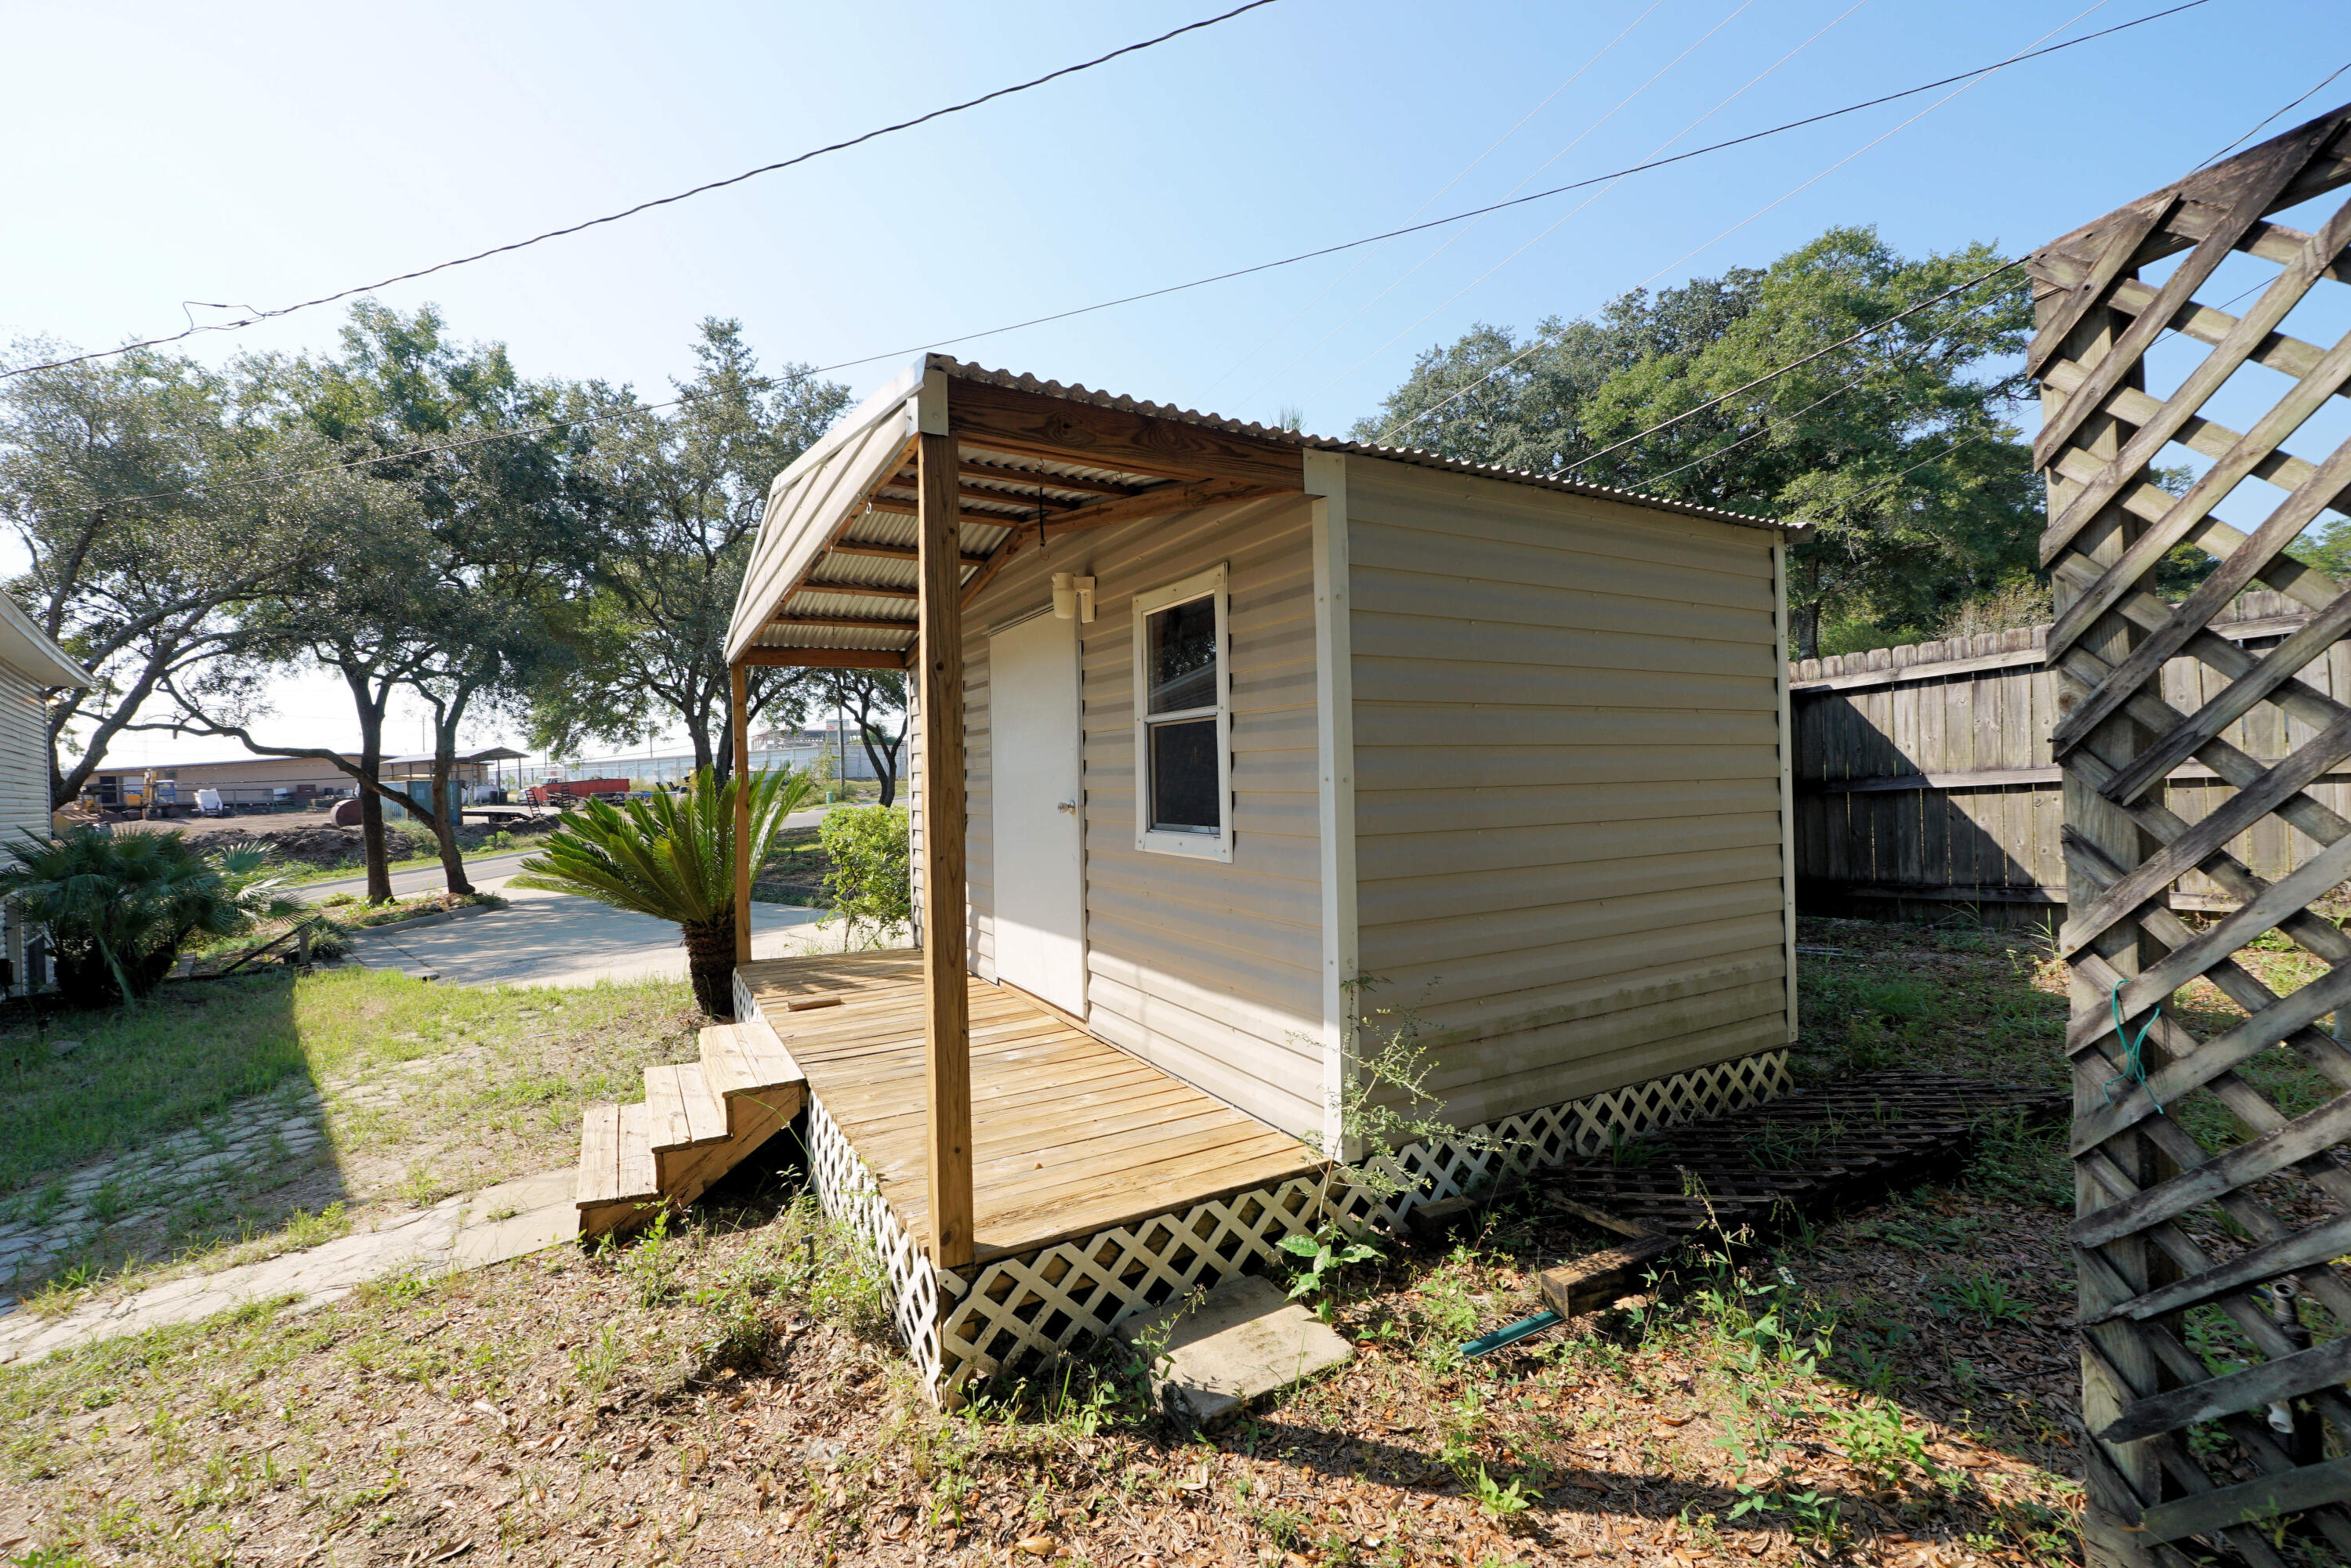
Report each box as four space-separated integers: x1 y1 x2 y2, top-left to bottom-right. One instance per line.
751 621 911 652
726 354 1791 663
929 356 1787 533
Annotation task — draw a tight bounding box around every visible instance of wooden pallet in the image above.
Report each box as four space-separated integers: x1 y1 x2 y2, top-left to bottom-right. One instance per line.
1531 1070 2065 1240
574 1016 808 1240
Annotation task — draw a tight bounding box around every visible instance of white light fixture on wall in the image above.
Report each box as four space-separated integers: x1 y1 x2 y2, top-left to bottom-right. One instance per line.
1051 573 1097 623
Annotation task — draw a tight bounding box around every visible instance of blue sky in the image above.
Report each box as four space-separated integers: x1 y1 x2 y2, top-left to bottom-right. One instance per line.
5 0 2345 762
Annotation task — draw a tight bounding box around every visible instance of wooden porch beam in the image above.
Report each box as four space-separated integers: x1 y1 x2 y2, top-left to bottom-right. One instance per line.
796 581 920 601
915 426 975 1271
957 480 1297 610
946 377 1305 489
734 646 910 670
860 494 1039 525
729 661 752 967
881 471 1090 512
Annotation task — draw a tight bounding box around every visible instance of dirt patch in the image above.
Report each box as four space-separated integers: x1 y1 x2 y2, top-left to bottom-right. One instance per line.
185 815 560 871
755 826 831 904
0 1173 2096 1568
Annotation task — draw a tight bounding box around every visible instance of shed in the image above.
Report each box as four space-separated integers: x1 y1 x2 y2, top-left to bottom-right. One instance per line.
710 356 1803 1388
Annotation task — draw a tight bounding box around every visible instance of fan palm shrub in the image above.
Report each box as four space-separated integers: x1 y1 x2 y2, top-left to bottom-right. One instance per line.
0 829 290 1007
508 766 816 1016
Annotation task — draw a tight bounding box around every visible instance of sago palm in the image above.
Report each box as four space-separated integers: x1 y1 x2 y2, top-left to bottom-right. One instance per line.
0 829 288 1006
507 766 815 1016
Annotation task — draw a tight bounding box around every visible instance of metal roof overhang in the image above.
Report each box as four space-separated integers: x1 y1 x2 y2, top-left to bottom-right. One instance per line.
724 361 1307 666
725 355 1790 668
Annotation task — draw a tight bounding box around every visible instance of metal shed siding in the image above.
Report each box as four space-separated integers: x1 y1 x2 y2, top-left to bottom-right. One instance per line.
1345 456 1791 1129
962 493 1325 1139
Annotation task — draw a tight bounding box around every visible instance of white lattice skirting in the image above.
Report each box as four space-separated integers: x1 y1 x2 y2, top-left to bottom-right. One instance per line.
791 1045 1790 1398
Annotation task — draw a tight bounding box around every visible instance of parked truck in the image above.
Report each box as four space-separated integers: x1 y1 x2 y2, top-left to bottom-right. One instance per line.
524 777 631 807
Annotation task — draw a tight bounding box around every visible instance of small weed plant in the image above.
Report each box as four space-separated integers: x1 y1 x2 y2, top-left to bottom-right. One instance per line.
1285 980 1517 1305
614 1209 683 1308
1832 1396 1947 1493
1469 1464 1534 1518
1933 1266 2030 1322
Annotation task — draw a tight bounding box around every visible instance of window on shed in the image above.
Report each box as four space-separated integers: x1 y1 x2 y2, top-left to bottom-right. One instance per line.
1133 563 1231 860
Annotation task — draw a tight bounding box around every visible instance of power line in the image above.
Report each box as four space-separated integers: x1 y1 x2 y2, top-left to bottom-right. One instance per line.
1371 0 2121 447
1233 0 1766 411
1299 0 1871 413
54 0 2210 509
5 0 2216 400
0 0 1284 383
814 0 2211 386
1626 353 1922 490
2197 57 2351 170
1194 0 1672 402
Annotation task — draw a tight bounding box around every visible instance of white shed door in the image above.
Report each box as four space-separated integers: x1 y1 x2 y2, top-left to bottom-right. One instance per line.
989 613 1086 1015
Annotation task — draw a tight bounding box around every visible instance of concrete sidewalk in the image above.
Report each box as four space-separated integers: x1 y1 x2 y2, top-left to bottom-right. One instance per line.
0 1168 578 1367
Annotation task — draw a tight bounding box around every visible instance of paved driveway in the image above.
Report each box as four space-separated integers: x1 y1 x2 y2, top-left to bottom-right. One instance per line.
346 886 841 988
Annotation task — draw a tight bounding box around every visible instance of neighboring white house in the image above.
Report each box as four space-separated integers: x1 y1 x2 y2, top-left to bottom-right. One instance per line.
0 592 92 993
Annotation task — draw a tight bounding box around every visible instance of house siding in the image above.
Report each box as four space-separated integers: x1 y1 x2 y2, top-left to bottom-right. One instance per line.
0 661 49 990
1345 455 1790 1131
963 494 1325 1139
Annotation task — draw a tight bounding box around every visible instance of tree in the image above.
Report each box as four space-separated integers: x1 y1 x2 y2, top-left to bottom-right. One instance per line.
150 509 446 904
147 303 588 899
533 320 849 777
1353 227 2039 656
819 669 907 806
0 343 333 806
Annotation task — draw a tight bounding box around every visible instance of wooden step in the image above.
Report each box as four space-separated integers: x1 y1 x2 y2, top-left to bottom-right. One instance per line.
698 1019 809 1134
578 1101 660 1239
700 1018 807 1096
573 1019 812 1244
645 1062 730 1152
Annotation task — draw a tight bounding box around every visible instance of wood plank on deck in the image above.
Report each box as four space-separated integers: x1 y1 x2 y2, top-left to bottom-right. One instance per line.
737 953 1324 1262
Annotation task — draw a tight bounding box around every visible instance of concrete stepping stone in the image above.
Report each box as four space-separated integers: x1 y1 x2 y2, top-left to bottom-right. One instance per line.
1116 1273 1352 1430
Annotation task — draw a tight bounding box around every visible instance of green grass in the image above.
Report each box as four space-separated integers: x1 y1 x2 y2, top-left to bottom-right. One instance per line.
0 965 697 1202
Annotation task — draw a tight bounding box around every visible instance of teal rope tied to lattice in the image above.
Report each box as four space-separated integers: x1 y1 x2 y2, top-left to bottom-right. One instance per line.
2103 983 2163 1115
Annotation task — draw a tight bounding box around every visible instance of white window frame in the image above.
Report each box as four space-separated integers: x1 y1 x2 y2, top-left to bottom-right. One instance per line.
1132 562 1232 862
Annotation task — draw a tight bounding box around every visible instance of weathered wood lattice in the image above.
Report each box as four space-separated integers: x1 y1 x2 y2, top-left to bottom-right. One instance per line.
2030 103 2351 1564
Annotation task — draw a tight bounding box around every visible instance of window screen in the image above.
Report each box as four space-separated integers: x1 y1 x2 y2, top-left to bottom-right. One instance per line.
1148 716 1219 831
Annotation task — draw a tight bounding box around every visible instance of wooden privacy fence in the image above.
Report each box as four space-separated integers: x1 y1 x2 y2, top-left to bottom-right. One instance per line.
2030 104 2351 1564
1790 591 2341 920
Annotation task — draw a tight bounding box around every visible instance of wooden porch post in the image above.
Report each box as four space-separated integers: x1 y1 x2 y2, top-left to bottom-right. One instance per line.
916 427 975 1269
730 661 752 969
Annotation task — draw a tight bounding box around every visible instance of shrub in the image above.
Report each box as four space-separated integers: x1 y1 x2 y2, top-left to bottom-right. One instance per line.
817 806 911 949
0 829 287 1006
508 767 815 1016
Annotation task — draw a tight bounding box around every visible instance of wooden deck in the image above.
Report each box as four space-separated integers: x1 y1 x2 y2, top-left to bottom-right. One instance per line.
736 952 1324 1263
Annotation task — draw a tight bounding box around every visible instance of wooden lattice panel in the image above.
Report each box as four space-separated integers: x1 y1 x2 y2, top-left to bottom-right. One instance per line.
793 1046 1788 1399
2030 103 2351 1565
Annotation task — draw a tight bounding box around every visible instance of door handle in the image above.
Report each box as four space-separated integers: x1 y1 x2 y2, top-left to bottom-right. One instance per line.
1057 800 1078 813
